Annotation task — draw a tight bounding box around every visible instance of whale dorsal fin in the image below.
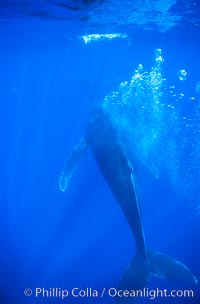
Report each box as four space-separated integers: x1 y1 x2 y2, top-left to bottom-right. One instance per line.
59 137 87 192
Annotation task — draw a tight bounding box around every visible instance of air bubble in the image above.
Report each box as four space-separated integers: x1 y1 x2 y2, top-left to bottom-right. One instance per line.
131 69 142 81
177 69 187 81
195 81 200 97
137 64 143 73
119 81 128 93
154 48 164 65
179 93 184 99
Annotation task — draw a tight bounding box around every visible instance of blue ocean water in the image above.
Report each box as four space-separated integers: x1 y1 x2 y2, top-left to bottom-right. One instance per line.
0 0 200 303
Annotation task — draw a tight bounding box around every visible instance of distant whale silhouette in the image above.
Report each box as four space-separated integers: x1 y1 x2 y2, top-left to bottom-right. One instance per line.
60 103 198 303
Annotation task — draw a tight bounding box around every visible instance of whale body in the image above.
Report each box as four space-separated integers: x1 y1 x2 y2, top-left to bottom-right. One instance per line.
60 103 198 303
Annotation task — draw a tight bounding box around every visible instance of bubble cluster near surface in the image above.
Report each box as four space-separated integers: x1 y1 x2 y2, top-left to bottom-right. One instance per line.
103 49 200 215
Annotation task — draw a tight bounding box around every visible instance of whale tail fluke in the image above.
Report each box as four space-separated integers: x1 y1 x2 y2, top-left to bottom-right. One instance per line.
117 250 197 303
117 252 149 304
59 137 87 192
148 250 198 283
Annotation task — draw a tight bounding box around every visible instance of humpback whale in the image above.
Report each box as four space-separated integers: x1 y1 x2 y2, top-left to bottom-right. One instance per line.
59 102 198 302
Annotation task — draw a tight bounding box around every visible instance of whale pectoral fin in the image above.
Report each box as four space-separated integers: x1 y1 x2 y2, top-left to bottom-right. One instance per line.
145 161 159 179
148 250 198 284
59 137 87 192
128 147 159 179
139 159 159 179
